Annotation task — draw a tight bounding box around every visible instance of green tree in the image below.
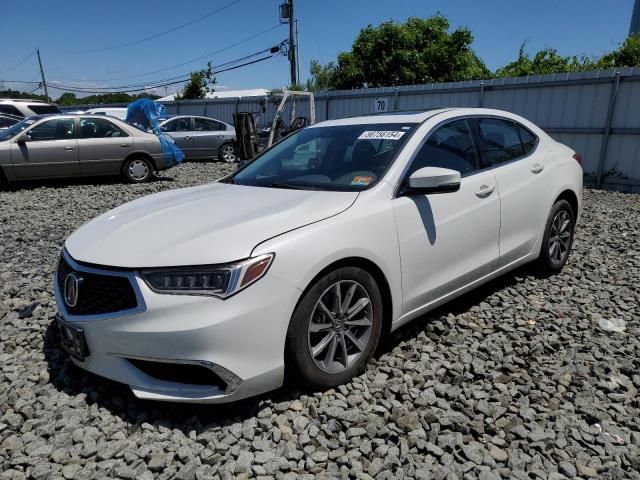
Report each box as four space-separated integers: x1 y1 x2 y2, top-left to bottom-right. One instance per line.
495 43 596 77
175 62 216 100
306 60 338 91
598 33 640 68
309 15 490 90
57 92 78 105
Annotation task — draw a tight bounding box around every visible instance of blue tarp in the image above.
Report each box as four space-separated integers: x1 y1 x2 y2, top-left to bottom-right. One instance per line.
126 99 184 166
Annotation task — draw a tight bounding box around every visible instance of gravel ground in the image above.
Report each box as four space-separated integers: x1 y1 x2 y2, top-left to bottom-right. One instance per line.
0 163 639 480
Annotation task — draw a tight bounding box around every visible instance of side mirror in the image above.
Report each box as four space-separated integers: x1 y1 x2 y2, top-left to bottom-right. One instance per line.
402 166 461 195
17 134 32 144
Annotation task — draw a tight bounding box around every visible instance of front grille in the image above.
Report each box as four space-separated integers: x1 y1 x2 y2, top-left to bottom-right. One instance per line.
57 254 138 316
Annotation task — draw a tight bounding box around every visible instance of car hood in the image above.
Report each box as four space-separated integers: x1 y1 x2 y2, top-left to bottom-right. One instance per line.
65 182 358 268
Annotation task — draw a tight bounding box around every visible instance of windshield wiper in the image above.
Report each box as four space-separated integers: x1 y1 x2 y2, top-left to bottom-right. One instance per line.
268 181 308 190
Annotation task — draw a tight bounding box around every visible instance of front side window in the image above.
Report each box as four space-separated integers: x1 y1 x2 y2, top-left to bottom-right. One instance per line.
194 118 224 131
79 117 127 138
231 122 417 191
406 120 477 177
0 118 37 141
161 118 191 132
27 118 75 141
476 118 525 166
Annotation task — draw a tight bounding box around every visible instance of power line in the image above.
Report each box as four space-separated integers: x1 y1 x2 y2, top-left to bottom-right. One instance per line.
48 42 286 92
0 50 35 74
46 55 278 94
62 0 242 53
75 24 284 82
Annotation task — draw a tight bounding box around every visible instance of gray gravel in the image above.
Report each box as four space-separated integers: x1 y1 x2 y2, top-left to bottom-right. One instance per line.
1 163 639 480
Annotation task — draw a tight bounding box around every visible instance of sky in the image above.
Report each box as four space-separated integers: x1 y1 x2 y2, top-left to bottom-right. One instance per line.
0 0 635 99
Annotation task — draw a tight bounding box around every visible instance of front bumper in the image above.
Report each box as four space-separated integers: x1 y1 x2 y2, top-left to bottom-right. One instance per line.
54 255 301 403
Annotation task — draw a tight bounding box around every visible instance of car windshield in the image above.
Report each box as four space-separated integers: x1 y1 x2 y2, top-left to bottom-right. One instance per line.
231 122 417 191
0 118 38 141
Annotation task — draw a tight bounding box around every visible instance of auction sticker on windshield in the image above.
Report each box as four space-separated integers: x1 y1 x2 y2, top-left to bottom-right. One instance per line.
358 130 406 140
350 175 373 186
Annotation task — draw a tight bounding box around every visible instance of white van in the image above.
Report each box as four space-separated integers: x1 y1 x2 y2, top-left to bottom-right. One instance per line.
84 107 128 120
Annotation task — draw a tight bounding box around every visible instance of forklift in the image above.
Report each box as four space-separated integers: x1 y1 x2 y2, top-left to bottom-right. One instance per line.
233 90 315 165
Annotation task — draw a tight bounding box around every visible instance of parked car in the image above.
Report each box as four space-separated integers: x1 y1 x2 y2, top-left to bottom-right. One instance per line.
0 114 177 184
84 107 128 120
160 115 237 162
0 98 62 118
0 113 21 130
54 108 582 403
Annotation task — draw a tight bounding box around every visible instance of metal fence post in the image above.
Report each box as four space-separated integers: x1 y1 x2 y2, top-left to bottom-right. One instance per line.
325 93 330 121
479 82 485 107
393 87 400 111
596 72 622 188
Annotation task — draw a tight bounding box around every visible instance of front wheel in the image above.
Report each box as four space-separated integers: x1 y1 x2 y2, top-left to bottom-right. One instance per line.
122 157 154 183
537 199 575 273
219 143 237 163
286 267 383 389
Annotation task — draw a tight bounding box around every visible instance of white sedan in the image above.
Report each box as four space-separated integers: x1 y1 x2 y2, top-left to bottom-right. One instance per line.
54 108 582 403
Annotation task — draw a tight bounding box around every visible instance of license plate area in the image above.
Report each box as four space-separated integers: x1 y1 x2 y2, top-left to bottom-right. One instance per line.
56 315 89 361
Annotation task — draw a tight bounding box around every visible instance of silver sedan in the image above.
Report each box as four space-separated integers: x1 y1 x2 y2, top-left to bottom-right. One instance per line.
160 115 237 162
0 115 176 185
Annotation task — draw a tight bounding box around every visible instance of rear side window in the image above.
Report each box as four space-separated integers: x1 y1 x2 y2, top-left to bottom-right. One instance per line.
29 104 62 115
476 118 525 167
79 117 128 138
0 105 23 117
162 118 191 132
0 116 18 128
407 119 478 176
516 124 538 154
194 118 225 131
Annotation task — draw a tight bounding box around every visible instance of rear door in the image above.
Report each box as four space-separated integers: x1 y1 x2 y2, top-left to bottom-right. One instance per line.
472 117 551 265
392 119 501 314
192 118 228 159
77 117 133 175
10 117 79 179
161 118 194 158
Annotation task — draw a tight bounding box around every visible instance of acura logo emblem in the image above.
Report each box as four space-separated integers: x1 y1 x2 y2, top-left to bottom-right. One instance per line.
64 272 83 307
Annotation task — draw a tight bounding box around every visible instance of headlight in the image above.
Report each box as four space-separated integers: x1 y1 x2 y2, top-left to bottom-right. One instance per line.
140 253 274 299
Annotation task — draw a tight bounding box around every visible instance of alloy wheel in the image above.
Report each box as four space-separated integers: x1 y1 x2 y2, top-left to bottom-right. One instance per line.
548 210 572 264
221 144 236 163
128 159 150 181
308 280 373 374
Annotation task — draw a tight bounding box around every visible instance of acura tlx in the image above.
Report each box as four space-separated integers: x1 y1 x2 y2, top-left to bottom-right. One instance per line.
54 108 582 403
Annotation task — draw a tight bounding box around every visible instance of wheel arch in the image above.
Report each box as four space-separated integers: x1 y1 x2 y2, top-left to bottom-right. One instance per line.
554 189 579 221
123 151 158 171
295 256 394 338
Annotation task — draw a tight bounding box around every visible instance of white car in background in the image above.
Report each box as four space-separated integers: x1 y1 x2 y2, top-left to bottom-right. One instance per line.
85 107 128 120
54 108 582 403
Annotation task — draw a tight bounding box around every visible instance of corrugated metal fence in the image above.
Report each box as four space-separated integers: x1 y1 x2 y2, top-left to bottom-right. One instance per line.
157 68 640 192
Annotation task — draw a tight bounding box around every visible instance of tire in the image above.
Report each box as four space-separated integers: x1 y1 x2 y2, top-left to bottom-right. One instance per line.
122 157 154 183
286 267 383 389
219 143 237 163
537 199 575 273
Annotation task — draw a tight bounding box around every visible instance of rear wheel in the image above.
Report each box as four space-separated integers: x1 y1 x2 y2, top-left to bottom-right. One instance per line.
286 267 383 389
219 143 237 163
122 157 154 183
537 199 575 273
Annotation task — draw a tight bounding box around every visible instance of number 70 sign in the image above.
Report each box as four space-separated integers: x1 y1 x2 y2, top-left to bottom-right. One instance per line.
374 97 389 113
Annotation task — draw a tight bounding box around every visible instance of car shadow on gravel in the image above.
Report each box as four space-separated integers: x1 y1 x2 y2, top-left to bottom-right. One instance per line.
43 261 547 433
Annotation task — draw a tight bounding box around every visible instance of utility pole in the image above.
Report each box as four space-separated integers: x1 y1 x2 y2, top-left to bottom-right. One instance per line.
36 49 49 102
288 0 297 86
295 19 301 85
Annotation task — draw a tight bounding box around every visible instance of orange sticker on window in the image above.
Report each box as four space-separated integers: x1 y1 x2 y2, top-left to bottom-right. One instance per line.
351 175 373 186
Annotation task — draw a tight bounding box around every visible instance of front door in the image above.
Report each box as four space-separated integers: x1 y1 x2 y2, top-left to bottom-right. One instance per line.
11 117 79 179
392 119 501 315
162 117 194 158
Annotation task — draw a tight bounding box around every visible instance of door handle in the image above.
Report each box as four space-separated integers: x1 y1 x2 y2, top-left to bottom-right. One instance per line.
184 136 191 140
531 163 544 174
120 144 130 147
65 147 75 151
476 185 495 198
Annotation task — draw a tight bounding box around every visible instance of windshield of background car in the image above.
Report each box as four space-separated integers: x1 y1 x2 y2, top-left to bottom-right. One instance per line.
0 118 38 141
231 122 418 191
